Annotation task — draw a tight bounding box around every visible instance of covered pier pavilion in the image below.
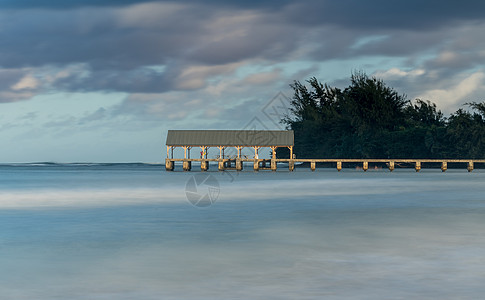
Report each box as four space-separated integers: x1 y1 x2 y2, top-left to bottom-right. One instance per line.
165 129 294 171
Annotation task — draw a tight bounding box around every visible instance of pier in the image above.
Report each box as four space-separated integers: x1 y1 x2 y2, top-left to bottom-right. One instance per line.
165 158 484 172
165 129 294 171
165 130 484 172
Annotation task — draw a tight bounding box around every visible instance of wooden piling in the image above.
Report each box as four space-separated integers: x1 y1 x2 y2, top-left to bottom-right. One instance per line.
468 161 474 172
441 161 447 172
363 161 368 172
165 159 174 171
311 161 316 171
236 159 243 171
218 160 225 171
337 161 342 171
289 160 295 172
415 161 421 172
183 160 192 171
201 160 209 171
388 161 395 172
271 159 277 171
253 160 259 171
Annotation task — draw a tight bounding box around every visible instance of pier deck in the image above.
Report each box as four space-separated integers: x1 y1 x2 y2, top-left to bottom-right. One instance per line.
165 158 485 172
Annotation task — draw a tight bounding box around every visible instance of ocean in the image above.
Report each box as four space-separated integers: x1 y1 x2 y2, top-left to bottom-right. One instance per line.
1 163 485 299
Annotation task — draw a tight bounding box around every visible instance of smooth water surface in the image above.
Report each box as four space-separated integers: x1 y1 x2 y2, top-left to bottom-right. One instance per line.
1 164 485 299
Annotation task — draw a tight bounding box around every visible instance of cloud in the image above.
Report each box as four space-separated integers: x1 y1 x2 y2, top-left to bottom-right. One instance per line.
1 0 485 114
374 68 426 80
369 66 485 114
283 0 485 30
54 65 175 93
242 69 282 85
0 0 295 10
0 3 209 69
11 74 40 91
174 62 243 90
0 0 149 9
0 69 41 102
418 72 485 112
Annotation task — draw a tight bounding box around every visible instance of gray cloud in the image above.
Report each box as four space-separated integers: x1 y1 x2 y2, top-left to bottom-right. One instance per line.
0 0 294 10
284 0 485 30
0 69 40 102
0 4 207 69
1 0 485 108
53 66 175 93
0 0 149 9
0 69 25 90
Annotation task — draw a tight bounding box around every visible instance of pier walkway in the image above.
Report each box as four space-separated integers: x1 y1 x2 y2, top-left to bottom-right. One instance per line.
165 158 484 172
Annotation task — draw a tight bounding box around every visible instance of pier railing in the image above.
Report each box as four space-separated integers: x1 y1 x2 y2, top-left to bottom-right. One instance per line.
165 158 484 172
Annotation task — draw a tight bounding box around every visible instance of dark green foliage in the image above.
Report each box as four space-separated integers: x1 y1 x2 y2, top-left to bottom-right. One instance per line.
282 72 485 159
445 105 485 158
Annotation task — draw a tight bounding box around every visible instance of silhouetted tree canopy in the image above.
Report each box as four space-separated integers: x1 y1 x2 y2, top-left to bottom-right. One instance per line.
282 72 485 159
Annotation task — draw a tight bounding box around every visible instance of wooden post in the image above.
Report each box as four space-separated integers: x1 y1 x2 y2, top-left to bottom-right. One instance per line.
236 158 243 171
165 158 174 171
337 161 342 171
311 161 316 171
198 146 208 159
183 147 192 159
253 159 259 171
415 161 421 172
217 146 224 171
270 147 277 159
271 158 277 171
288 146 293 159
201 160 208 171
236 146 243 158
441 161 447 172
171 147 174 159
166 146 170 158
253 146 261 159
389 161 395 172
270 146 277 171
183 160 191 171
468 161 474 172
289 160 295 172
363 161 368 172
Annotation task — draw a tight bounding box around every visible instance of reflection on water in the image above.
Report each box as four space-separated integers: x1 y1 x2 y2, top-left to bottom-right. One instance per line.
1 165 485 299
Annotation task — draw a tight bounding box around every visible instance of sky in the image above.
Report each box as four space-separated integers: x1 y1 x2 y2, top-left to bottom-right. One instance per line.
1 0 485 162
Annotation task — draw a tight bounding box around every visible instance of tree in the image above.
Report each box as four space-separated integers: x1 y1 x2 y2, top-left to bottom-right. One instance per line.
341 72 408 134
445 103 485 158
404 99 444 127
283 72 485 159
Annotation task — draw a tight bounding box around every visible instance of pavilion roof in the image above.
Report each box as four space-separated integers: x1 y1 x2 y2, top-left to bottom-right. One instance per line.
166 130 294 147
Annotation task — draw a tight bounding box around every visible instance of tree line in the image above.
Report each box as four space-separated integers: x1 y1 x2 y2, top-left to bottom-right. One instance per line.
281 72 485 159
